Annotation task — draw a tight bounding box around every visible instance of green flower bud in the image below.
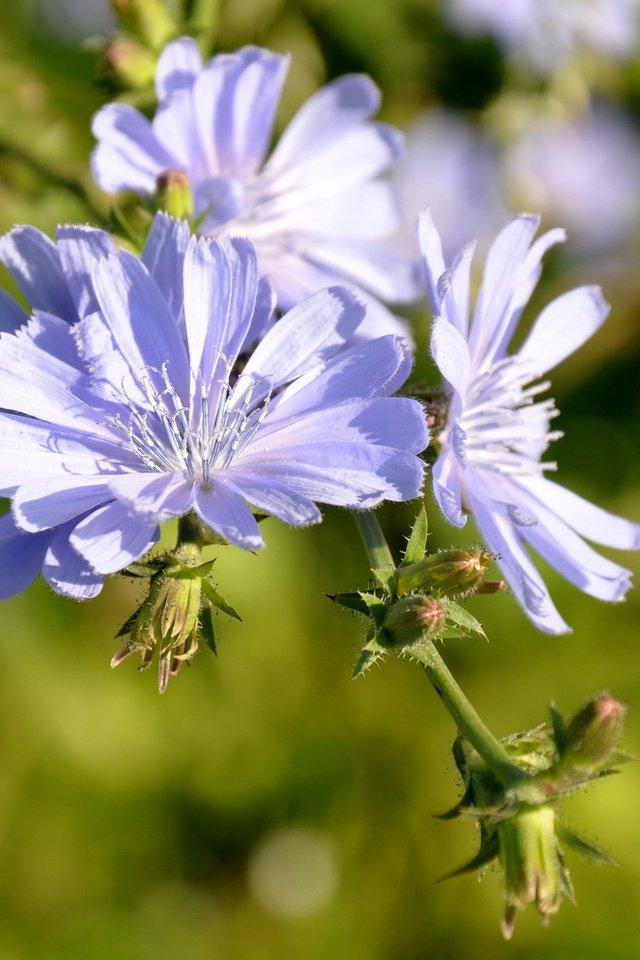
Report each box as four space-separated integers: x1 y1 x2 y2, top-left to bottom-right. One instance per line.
561 695 626 773
111 561 203 693
157 170 194 221
498 805 563 939
381 595 446 647
102 37 157 89
110 0 176 50
395 547 495 598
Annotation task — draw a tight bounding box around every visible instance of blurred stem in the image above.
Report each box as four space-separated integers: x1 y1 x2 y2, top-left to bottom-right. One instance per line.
187 0 220 56
353 510 524 788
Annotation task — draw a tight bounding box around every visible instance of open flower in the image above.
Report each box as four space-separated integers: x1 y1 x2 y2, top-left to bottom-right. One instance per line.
90 39 417 336
446 0 639 74
421 210 640 633
0 213 427 601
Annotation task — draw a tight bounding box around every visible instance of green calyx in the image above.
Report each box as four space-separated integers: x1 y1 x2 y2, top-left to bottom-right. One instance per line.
112 522 240 693
332 506 492 676
439 695 629 939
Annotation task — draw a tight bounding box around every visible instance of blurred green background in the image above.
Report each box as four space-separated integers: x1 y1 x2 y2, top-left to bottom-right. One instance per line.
0 1 639 957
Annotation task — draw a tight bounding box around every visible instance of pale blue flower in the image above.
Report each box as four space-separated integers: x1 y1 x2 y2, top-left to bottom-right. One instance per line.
504 102 640 257
90 39 417 337
446 0 640 73
395 109 509 262
0 214 427 600
421 210 640 633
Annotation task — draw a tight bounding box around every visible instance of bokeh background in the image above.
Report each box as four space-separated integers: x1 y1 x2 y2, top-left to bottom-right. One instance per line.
0 0 639 957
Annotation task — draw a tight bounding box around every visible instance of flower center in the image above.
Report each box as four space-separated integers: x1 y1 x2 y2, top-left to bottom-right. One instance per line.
449 357 563 477
114 362 272 483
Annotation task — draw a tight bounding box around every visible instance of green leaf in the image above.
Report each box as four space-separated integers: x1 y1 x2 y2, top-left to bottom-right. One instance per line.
401 504 428 565
445 601 487 639
556 845 577 905
328 591 379 621
606 750 636 767
115 603 145 638
371 565 396 594
167 558 217 580
557 825 620 868
201 579 242 621
199 600 218 655
352 647 386 678
549 701 568 754
122 561 163 578
438 833 500 882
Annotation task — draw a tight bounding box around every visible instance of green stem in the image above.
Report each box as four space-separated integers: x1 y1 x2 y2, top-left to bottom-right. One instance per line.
353 510 524 787
408 643 523 786
355 509 395 569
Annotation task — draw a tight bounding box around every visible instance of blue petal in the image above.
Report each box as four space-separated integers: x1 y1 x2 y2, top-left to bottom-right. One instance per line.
465 476 570 634
266 336 413 424
240 286 366 398
70 501 159 575
12 476 113 532
0 515 50 599
17 311 82 368
108 472 194 523
236 442 425 506
268 74 381 172
141 213 190 322
194 481 264 550
518 286 610 375
0 414 134 495
192 46 289 175
0 330 117 437
521 475 640 550
91 103 174 194
92 250 190 402
0 226 76 322
56 225 116 319
183 236 259 406
468 214 541 370
0 288 28 332
220 471 321 526
43 525 104 599
155 36 201 101
432 450 466 528
252 397 428 456
431 316 470 396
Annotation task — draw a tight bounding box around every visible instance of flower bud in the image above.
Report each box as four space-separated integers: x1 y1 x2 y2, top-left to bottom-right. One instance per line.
395 547 494 598
498 805 563 939
110 0 176 50
157 170 194 221
102 37 157 89
381 595 446 647
111 563 203 693
562 695 626 773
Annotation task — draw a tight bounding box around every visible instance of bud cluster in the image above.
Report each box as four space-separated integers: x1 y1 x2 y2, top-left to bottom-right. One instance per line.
442 695 629 939
331 506 503 674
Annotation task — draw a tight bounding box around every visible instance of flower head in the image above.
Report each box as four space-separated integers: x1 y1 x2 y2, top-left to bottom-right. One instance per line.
0 213 427 600
90 39 418 336
421 210 640 633
446 0 639 74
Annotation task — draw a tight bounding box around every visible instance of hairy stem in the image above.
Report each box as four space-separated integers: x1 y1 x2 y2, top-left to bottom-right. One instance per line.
353 510 524 787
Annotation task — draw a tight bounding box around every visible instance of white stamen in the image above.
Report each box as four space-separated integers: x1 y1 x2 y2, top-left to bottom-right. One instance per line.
451 357 560 477
113 361 272 483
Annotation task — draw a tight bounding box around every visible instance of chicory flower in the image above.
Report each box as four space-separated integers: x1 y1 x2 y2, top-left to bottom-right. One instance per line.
0 214 427 601
90 39 418 336
421 210 640 633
